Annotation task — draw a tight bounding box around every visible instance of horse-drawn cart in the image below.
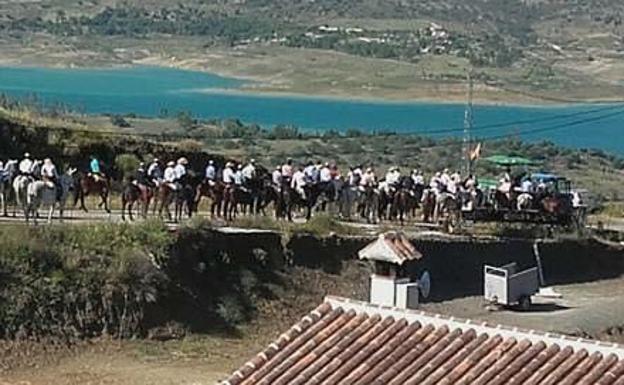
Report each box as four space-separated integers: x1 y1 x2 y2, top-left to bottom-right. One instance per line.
484 263 540 310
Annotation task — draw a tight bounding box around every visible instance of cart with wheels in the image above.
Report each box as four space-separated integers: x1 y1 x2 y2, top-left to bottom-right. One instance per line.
484 263 539 310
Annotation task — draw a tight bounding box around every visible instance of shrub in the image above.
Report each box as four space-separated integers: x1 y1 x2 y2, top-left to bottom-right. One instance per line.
115 153 141 181
0 222 173 340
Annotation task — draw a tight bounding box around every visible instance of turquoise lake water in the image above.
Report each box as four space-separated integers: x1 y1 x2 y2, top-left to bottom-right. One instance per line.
1 66 623 153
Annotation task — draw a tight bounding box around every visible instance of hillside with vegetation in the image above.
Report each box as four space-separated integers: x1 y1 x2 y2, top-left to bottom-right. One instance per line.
1 0 623 102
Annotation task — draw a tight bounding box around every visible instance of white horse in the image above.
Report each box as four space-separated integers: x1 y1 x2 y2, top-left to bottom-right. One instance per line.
517 192 534 211
26 169 76 224
0 160 18 216
13 174 33 219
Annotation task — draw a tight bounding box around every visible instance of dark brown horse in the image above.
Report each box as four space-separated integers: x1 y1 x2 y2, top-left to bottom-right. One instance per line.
157 182 194 222
74 173 111 213
121 183 153 221
391 187 413 225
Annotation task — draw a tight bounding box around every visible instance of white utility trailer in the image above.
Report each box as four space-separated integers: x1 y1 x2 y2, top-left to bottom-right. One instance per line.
484 263 540 310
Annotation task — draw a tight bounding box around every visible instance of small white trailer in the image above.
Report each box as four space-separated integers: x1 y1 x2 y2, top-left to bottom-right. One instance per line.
484 263 540 310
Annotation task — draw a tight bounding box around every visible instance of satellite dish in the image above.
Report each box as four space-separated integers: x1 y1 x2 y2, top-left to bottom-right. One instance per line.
418 270 431 299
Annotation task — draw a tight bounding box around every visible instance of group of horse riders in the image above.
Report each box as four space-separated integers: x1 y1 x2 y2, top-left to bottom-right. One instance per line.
3 150 561 223
0 153 105 200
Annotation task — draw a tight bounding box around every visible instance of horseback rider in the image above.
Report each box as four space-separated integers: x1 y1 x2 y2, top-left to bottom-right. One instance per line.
234 164 244 188
281 158 294 185
147 158 163 187
41 158 62 201
223 161 236 188
498 172 512 198
89 155 102 181
348 165 362 188
205 160 217 185
291 165 307 200
411 169 425 186
19 153 34 177
0 161 6 184
385 166 401 194
133 162 149 187
520 177 534 194
242 159 256 187
362 166 377 184
304 161 316 183
174 157 188 184
272 165 282 189
319 162 331 184
447 170 460 195
430 172 442 193
163 161 178 190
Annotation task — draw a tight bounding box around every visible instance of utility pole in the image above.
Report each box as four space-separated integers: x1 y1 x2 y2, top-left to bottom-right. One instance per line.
463 71 474 175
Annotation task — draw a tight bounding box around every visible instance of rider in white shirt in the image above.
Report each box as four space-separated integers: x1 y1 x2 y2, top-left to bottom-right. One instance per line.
430 172 442 194
320 163 332 183
174 158 187 182
521 178 533 193
147 158 163 186
291 166 307 199
411 169 424 186
440 168 452 190
222 162 236 185
347 166 361 187
241 159 256 183
360 168 377 189
272 165 282 187
385 167 401 189
19 153 34 176
163 161 177 189
281 159 294 181
40 158 58 181
234 164 243 186
41 158 62 200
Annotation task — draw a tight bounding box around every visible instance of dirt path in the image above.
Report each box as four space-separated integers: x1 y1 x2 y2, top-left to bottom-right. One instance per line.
422 277 624 339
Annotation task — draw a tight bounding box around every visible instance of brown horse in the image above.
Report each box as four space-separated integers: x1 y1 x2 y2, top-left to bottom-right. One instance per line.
157 183 177 221
222 184 238 221
121 183 153 221
74 174 111 213
195 180 225 217
391 188 412 225
421 188 436 223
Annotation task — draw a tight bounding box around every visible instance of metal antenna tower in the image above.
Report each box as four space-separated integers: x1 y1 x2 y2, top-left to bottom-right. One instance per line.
463 71 474 175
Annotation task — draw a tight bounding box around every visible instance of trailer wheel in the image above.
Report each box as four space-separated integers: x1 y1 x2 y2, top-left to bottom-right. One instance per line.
519 295 532 311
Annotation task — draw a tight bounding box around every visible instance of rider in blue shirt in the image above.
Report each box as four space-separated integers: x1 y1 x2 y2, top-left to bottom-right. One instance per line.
90 156 101 175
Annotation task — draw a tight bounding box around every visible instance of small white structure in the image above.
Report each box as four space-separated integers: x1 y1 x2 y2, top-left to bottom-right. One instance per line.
359 232 429 309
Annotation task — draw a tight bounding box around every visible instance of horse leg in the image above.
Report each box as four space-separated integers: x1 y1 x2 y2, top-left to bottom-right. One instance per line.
102 190 111 214
152 195 159 216
1 191 6 217
47 204 54 224
80 190 88 212
121 195 127 221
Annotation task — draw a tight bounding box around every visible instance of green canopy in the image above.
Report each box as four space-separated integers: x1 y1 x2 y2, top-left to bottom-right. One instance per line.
478 178 499 189
484 155 537 167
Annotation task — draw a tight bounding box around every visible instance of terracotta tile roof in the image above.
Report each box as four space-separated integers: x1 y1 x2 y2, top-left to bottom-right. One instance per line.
358 232 422 265
223 296 624 385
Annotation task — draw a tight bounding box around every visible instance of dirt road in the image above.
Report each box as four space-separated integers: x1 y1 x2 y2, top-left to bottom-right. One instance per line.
422 277 624 338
